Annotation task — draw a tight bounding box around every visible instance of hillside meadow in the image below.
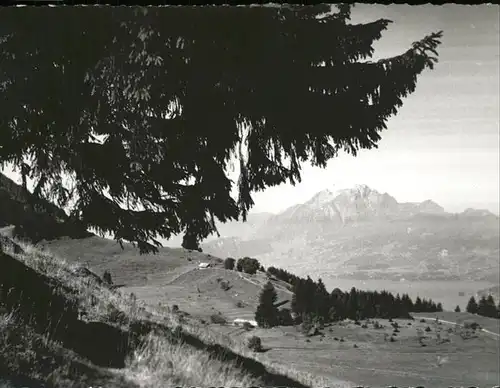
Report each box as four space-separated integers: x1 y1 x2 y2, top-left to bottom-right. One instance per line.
20 234 500 387
0 234 335 388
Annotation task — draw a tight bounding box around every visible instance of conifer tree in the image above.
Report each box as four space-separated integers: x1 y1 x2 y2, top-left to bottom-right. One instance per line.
347 287 359 320
255 281 279 328
0 6 443 253
291 279 304 316
477 295 488 316
454 305 461 313
485 295 497 318
414 296 423 313
314 278 330 319
466 296 478 314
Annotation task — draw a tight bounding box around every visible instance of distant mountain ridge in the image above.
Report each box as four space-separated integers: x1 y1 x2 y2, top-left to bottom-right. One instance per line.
203 184 500 283
267 184 446 227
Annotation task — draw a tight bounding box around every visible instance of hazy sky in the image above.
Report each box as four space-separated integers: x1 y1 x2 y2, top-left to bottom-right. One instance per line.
246 4 500 215
1 4 499 216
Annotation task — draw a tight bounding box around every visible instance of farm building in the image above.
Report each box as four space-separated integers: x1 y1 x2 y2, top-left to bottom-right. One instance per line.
233 318 258 327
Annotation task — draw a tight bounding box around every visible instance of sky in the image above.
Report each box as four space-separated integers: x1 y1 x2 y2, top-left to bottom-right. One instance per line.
246 4 500 215
1 4 499 216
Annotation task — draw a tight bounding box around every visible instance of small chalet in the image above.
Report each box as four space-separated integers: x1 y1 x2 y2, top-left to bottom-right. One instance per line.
233 318 258 327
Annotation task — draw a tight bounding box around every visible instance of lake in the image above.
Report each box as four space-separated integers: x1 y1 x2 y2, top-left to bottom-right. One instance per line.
320 277 497 311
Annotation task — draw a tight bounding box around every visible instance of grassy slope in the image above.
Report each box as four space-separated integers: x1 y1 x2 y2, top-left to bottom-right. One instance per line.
412 311 500 335
1 233 345 388
249 317 499 387
34 235 500 387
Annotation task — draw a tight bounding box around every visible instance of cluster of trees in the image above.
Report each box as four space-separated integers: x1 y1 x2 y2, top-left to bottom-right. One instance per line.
267 266 300 287
412 296 444 313
291 277 442 323
255 266 443 328
269 265 442 317
0 6 442 255
465 295 500 319
224 256 264 275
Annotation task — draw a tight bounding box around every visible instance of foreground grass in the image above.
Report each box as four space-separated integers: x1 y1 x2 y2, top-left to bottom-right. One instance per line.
0 237 265 388
1 236 337 388
0 309 137 388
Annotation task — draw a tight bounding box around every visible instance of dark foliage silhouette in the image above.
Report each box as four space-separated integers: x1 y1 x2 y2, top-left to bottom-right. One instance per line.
224 257 235 270
255 281 280 328
0 5 442 253
466 296 479 314
266 265 444 324
477 294 499 318
237 257 261 275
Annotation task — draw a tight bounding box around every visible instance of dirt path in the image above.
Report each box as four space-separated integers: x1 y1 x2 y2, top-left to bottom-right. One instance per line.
417 316 500 339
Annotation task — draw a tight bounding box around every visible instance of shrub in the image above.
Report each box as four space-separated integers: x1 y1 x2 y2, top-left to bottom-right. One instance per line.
277 308 294 326
242 321 253 331
243 257 260 275
236 257 261 275
425 326 431 332
172 304 179 313
459 328 478 340
420 319 426 323
361 323 368 329
390 336 396 342
219 280 231 291
247 336 263 352
210 313 227 325
454 305 461 312
224 257 235 270
463 320 480 330
300 314 314 334
235 301 245 308
173 325 183 338
312 314 325 329
102 270 113 285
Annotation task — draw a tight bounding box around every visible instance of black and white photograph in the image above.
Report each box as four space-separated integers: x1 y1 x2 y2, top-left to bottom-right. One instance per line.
0 3 499 388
